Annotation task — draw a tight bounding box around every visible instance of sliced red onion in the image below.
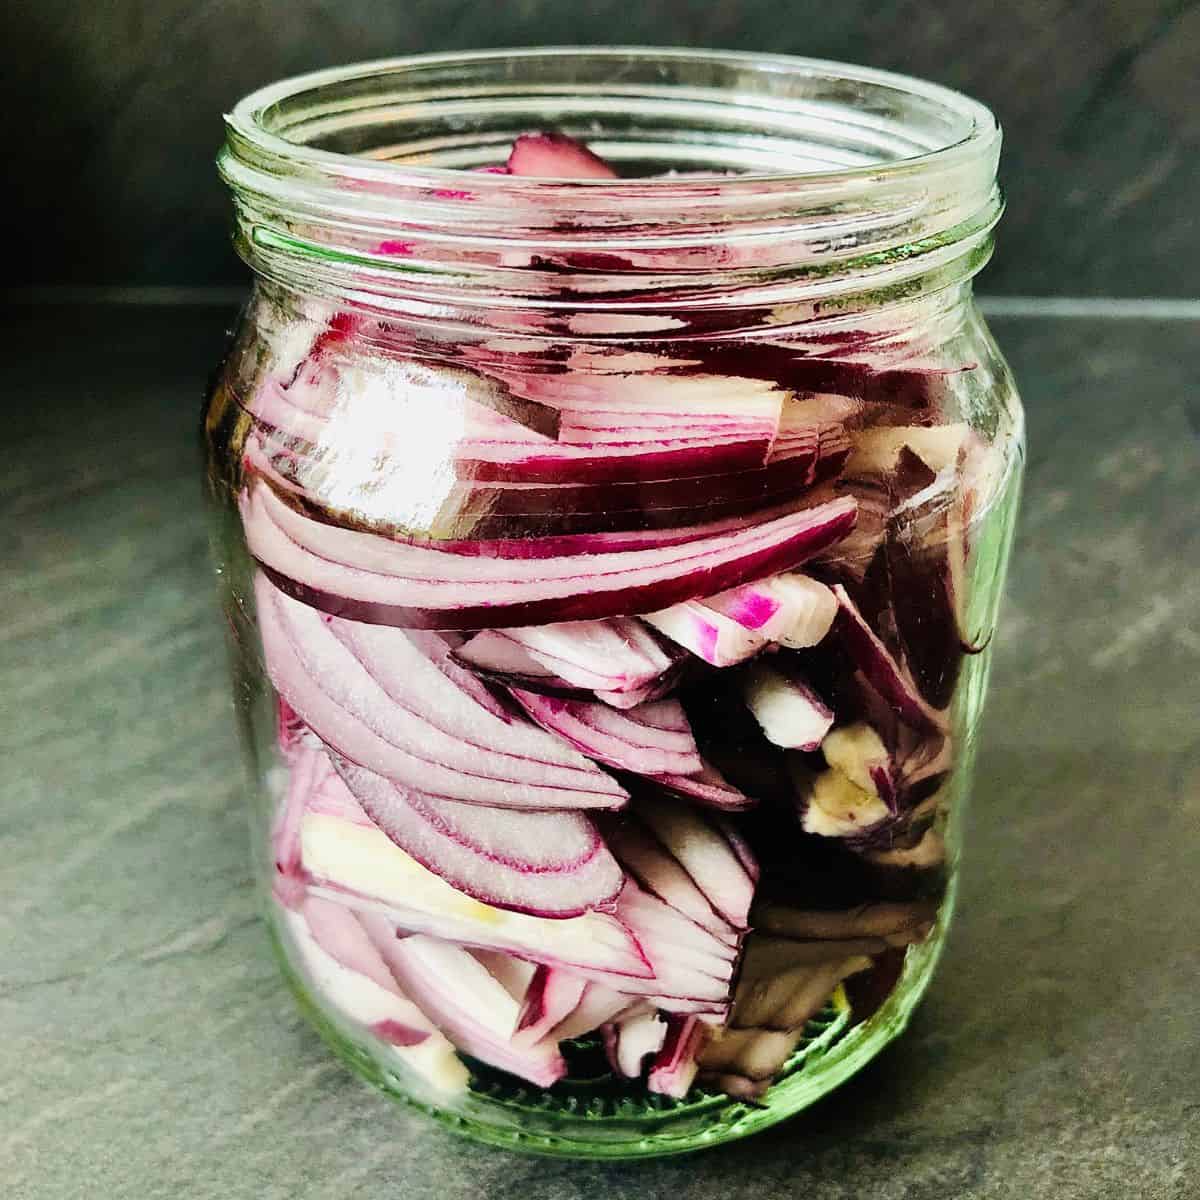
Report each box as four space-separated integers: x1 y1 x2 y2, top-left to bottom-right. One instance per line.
401 629 514 723
861 827 946 870
768 442 818 468
506 131 620 179
330 756 624 917
896 728 953 803
811 479 890 586
522 888 735 1012
592 672 680 710
840 794 941 854
831 584 946 733
676 685 795 809
246 447 834 558
885 473 969 708
445 455 821 518
753 900 937 943
300 799 652 979
341 345 563 438
791 762 893 841
806 427 955 604
452 630 577 686
273 742 324 906
845 423 970 476
457 431 774 485
648 762 755 812
633 796 757 930
598 813 739 944
561 416 776 447
276 694 311 757
253 351 561 447
768 419 847 485
813 424 854 482
547 982 636 1042
615 697 689 734
499 618 674 695
513 966 589 1046
359 925 566 1087
698 580 782 633
329 618 588 769
671 341 967 410
470 950 538 1003
711 814 761 887
609 886 736 1005
776 393 860 436
510 691 703 777
741 663 835 751
700 573 836 647
725 949 871 1034
255 572 627 810
771 575 839 648
371 499 820 561
820 723 898 811
618 887 736 976
643 602 767 667
244 483 858 628
605 1010 669 1078
458 632 681 711
766 425 819 466
456 637 615 708
502 369 785 443
300 893 409 997
647 1016 707 1098
281 898 468 1095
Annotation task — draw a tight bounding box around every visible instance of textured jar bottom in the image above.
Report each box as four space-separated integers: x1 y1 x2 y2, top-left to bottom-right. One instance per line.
265 883 953 1160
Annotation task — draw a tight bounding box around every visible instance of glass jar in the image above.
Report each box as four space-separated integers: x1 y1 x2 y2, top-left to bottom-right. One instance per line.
206 48 1023 1158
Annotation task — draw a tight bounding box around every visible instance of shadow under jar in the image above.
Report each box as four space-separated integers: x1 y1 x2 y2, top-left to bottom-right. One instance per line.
205 48 1023 1159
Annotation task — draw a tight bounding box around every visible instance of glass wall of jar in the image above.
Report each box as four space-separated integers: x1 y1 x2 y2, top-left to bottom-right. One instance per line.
206 49 1023 1158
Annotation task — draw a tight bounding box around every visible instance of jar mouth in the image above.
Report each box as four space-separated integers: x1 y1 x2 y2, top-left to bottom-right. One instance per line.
227 47 997 187
219 48 1002 320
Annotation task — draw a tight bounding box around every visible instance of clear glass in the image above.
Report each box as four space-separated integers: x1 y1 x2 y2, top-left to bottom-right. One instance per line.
205 48 1023 1158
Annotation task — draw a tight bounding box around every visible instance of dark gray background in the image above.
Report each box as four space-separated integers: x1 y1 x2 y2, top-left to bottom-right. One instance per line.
5 0 1197 295
5 304 1198 1200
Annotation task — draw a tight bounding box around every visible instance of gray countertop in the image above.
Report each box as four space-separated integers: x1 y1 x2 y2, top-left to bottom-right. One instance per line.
3 305 1197 1199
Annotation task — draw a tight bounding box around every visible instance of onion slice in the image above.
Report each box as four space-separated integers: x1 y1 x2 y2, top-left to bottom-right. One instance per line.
741 663 835 751
359 925 567 1087
242 482 858 629
633 796 757 930
499 618 675 695
280 897 468 1095
255 571 627 810
330 756 625 917
299 796 652 979
507 131 620 179
647 1016 707 1098
510 691 704 777
831 584 947 733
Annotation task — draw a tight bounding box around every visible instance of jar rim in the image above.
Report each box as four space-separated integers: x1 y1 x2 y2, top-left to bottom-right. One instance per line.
225 46 999 192
219 48 1002 321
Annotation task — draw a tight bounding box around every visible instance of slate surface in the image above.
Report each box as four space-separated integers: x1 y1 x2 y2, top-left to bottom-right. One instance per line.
3 1 1197 295
2 304 1197 1199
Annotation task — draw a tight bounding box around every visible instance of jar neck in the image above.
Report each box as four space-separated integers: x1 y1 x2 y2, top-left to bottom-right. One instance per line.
221 50 1002 337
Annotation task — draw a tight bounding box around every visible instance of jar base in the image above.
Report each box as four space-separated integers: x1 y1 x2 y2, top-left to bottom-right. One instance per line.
266 889 953 1160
